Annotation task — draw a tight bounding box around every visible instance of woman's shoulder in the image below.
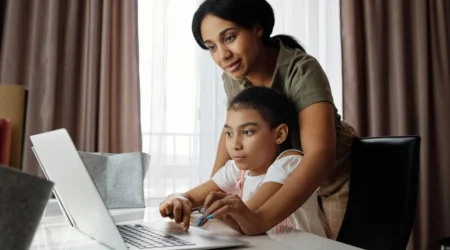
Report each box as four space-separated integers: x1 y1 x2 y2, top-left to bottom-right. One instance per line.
277 44 327 84
275 41 332 112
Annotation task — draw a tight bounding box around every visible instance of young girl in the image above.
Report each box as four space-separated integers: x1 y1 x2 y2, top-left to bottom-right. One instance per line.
159 87 327 237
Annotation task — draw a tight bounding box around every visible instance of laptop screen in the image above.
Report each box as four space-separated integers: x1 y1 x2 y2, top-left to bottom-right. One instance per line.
30 129 127 250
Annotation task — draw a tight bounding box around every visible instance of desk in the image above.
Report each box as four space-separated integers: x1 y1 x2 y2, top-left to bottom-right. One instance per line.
31 201 362 250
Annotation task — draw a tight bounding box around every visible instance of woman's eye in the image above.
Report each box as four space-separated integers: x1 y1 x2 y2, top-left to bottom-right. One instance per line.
224 35 236 43
225 131 232 137
207 45 216 51
243 130 254 135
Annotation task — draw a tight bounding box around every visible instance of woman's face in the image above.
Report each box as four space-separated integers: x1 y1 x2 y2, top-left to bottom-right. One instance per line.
200 14 262 80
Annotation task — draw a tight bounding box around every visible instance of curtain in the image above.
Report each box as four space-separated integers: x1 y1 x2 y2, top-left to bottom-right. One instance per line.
0 0 142 175
341 0 450 249
138 0 343 198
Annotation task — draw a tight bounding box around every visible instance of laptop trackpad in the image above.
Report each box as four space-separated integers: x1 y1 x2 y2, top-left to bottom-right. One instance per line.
134 222 249 249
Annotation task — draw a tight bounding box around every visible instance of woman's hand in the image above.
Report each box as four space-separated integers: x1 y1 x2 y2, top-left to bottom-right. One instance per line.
199 192 268 235
159 195 192 231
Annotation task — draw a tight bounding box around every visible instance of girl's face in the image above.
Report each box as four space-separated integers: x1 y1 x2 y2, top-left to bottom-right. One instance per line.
224 107 288 175
200 14 262 80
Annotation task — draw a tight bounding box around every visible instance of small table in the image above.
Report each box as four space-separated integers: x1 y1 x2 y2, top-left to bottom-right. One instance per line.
30 200 362 250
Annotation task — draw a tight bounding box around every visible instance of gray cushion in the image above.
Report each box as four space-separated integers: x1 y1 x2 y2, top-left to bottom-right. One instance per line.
78 152 150 209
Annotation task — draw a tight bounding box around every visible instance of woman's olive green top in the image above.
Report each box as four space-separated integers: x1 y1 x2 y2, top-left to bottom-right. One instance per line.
222 40 357 196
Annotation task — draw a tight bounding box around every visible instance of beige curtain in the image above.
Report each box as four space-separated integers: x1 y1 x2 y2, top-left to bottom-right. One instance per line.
0 0 142 175
341 0 450 249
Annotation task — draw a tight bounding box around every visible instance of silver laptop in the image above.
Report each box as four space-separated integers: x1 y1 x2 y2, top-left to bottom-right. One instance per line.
30 129 248 250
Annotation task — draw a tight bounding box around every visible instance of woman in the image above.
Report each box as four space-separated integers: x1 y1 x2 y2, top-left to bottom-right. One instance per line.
190 0 357 239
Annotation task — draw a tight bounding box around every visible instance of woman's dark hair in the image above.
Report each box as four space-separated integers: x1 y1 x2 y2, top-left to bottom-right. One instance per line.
192 0 306 53
228 86 299 152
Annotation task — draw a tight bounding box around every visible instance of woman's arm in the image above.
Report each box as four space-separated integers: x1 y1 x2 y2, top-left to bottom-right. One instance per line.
255 102 336 230
210 128 232 177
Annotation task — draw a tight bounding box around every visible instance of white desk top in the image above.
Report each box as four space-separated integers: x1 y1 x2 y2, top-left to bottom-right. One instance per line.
31 201 362 250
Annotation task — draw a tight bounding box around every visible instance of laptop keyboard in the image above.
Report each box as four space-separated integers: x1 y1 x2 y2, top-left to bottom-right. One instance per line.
117 224 195 249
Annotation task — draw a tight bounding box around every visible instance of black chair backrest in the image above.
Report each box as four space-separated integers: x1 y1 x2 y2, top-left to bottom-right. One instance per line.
337 136 421 250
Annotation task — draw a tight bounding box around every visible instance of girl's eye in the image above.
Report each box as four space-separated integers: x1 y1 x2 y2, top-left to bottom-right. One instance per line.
225 131 232 137
224 35 236 43
243 130 254 135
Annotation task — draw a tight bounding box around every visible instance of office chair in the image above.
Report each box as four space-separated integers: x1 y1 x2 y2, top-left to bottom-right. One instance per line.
336 136 421 250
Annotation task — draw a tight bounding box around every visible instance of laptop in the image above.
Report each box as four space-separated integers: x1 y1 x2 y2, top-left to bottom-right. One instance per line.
30 129 248 250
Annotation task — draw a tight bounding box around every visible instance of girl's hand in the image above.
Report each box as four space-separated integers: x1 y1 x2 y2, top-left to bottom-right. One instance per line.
199 192 267 235
159 195 192 231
